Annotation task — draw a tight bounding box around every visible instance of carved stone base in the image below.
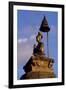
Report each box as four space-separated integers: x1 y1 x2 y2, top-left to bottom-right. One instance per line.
20 55 55 80
20 72 55 79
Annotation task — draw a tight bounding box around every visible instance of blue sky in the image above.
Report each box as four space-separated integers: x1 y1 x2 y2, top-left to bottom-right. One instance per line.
17 10 58 79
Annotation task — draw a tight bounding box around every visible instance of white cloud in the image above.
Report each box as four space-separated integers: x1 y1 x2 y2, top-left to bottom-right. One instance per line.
18 34 36 45
18 38 28 43
17 40 33 68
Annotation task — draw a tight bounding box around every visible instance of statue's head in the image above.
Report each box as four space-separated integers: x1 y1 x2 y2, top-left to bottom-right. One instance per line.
38 32 43 39
36 31 43 43
38 32 42 36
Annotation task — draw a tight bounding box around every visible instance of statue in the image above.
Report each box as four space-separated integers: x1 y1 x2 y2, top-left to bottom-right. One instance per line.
33 32 44 55
36 32 43 43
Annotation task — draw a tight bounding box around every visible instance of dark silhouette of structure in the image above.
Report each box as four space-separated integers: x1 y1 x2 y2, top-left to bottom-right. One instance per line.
40 16 50 57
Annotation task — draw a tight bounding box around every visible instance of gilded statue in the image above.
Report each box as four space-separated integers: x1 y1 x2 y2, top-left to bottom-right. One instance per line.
33 32 44 55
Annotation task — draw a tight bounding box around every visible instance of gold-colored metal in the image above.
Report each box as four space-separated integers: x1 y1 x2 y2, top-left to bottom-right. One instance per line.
36 32 43 43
